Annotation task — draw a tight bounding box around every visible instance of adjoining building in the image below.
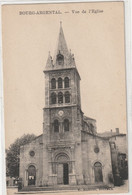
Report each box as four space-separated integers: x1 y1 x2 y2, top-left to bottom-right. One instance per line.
19 24 128 188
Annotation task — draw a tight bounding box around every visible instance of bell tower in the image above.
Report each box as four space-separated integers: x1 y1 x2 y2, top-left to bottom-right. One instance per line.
44 22 81 108
43 23 84 185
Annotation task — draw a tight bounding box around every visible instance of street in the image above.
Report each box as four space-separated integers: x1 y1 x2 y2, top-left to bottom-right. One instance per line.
6 180 128 195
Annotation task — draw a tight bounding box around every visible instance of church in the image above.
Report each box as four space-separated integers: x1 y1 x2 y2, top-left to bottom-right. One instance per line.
19 23 127 188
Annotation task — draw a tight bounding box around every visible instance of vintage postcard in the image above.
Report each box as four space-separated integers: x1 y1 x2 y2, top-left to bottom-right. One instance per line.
2 1 129 195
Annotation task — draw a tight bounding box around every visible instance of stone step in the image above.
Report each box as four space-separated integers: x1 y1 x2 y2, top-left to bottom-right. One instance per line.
21 184 111 192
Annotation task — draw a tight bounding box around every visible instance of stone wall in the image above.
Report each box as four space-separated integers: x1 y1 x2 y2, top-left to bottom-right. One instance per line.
109 134 128 184
109 135 127 155
19 135 43 186
81 132 113 186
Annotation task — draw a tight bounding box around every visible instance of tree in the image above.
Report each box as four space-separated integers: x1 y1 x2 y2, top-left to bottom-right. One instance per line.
6 134 37 178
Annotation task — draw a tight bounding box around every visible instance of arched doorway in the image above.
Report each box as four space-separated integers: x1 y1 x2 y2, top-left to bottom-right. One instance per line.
94 162 103 183
28 165 36 186
56 154 69 185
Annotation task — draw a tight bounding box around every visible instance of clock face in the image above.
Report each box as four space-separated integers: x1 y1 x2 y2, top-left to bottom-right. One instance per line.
58 110 64 116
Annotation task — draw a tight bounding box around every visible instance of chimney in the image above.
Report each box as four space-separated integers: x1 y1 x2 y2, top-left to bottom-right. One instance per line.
116 128 119 134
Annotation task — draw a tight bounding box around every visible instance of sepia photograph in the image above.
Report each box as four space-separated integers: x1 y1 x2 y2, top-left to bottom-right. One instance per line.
2 1 128 194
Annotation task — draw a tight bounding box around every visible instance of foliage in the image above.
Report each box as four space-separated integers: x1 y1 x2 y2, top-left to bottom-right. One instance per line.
6 134 36 178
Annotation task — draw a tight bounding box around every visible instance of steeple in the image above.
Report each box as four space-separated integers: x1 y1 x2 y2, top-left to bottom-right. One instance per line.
45 22 76 71
56 21 69 57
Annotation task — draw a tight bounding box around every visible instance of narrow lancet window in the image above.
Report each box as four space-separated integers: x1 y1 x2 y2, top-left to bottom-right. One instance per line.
64 77 69 88
64 119 69 131
51 78 56 89
54 119 59 132
51 92 56 104
58 77 63 88
58 92 63 104
65 91 70 103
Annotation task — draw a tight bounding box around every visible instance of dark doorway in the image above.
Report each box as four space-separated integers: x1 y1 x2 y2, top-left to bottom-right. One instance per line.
94 162 103 183
28 165 36 186
63 163 69 184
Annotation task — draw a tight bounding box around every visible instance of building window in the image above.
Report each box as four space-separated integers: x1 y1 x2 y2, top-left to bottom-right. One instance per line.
65 91 70 103
58 77 63 88
111 143 116 149
51 92 56 104
6 181 9 186
64 77 69 88
94 146 99 153
51 78 56 89
57 53 64 65
58 92 63 104
64 119 69 131
54 119 59 132
29 151 35 157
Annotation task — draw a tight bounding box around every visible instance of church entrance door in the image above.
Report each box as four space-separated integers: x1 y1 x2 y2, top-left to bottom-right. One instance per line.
94 162 103 183
63 163 69 184
57 163 69 185
28 165 36 186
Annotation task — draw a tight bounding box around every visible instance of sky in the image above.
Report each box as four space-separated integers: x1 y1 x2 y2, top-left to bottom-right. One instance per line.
2 2 127 148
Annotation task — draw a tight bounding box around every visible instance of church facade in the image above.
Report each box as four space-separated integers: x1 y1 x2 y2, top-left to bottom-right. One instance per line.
19 24 127 188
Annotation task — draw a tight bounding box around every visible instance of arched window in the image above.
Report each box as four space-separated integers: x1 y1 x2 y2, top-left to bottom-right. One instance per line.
64 77 69 88
54 119 59 132
51 78 56 89
58 77 63 88
51 92 56 104
57 53 64 65
58 92 63 104
65 91 70 103
64 119 69 131
94 162 103 182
